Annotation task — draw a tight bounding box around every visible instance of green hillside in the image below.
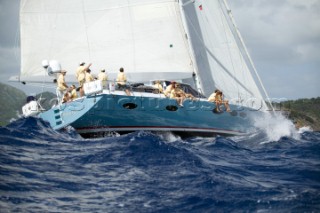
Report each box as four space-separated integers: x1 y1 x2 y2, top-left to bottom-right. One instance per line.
0 82 27 126
281 97 320 131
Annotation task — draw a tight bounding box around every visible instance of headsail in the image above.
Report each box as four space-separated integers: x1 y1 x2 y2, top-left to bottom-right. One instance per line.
180 0 267 108
20 0 194 83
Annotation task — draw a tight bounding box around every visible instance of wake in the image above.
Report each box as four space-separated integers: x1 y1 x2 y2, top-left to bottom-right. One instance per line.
251 111 312 142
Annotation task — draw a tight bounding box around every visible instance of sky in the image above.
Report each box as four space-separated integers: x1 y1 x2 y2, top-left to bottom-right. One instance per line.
0 0 319 100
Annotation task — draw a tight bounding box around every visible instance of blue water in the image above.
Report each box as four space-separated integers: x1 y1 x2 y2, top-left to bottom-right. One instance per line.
0 117 319 212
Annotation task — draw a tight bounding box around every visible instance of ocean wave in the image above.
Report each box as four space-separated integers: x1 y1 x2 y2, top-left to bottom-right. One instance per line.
1 117 319 212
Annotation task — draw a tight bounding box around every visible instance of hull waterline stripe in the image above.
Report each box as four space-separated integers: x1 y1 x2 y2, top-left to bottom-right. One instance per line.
75 126 246 135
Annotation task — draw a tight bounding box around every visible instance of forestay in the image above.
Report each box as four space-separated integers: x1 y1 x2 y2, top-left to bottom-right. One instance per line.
20 0 194 83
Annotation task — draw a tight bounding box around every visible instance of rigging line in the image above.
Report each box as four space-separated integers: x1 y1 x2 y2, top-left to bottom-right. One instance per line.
222 0 274 111
182 7 255 96
48 1 59 59
14 20 20 65
38 71 46 101
219 0 256 101
14 20 21 83
127 0 136 72
219 1 252 102
38 1 60 102
218 0 241 98
18 0 28 81
82 0 91 60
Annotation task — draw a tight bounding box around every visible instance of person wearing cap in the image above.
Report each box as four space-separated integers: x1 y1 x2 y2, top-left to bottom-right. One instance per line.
116 67 131 96
76 62 92 97
57 70 68 103
98 69 108 89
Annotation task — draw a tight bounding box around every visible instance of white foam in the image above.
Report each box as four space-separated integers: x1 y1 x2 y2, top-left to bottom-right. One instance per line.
251 111 300 141
156 131 181 142
298 126 313 134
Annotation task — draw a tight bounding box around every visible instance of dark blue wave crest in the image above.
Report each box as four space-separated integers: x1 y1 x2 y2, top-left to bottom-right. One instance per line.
0 117 319 212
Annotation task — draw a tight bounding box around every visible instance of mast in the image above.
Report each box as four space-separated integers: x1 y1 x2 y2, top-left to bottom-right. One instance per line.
178 0 203 93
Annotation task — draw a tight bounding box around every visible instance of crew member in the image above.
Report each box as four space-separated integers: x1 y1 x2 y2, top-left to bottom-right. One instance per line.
76 62 92 97
57 70 68 103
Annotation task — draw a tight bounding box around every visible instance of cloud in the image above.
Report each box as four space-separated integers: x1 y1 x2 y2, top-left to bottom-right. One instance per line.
0 0 20 81
229 0 320 62
0 46 20 79
228 0 320 99
0 0 20 48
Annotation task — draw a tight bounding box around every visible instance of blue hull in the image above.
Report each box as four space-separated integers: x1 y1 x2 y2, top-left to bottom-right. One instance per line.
40 93 257 137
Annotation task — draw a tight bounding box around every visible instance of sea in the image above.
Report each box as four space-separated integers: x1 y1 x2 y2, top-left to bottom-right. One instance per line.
0 113 319 212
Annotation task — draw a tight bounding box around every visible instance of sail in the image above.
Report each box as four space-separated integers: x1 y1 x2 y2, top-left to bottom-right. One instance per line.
20 0 194 83
180 0 266 107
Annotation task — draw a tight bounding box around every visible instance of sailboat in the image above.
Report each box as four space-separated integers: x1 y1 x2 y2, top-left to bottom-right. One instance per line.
17 0 272 138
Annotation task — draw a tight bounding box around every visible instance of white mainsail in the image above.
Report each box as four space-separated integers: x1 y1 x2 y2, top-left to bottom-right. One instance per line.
20 0 194 83
20 0 269 109
180 0 267 108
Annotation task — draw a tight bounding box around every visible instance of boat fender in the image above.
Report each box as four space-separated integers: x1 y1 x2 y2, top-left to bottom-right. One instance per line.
239 112 247 118
212 108 223 114
229 110 238 116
